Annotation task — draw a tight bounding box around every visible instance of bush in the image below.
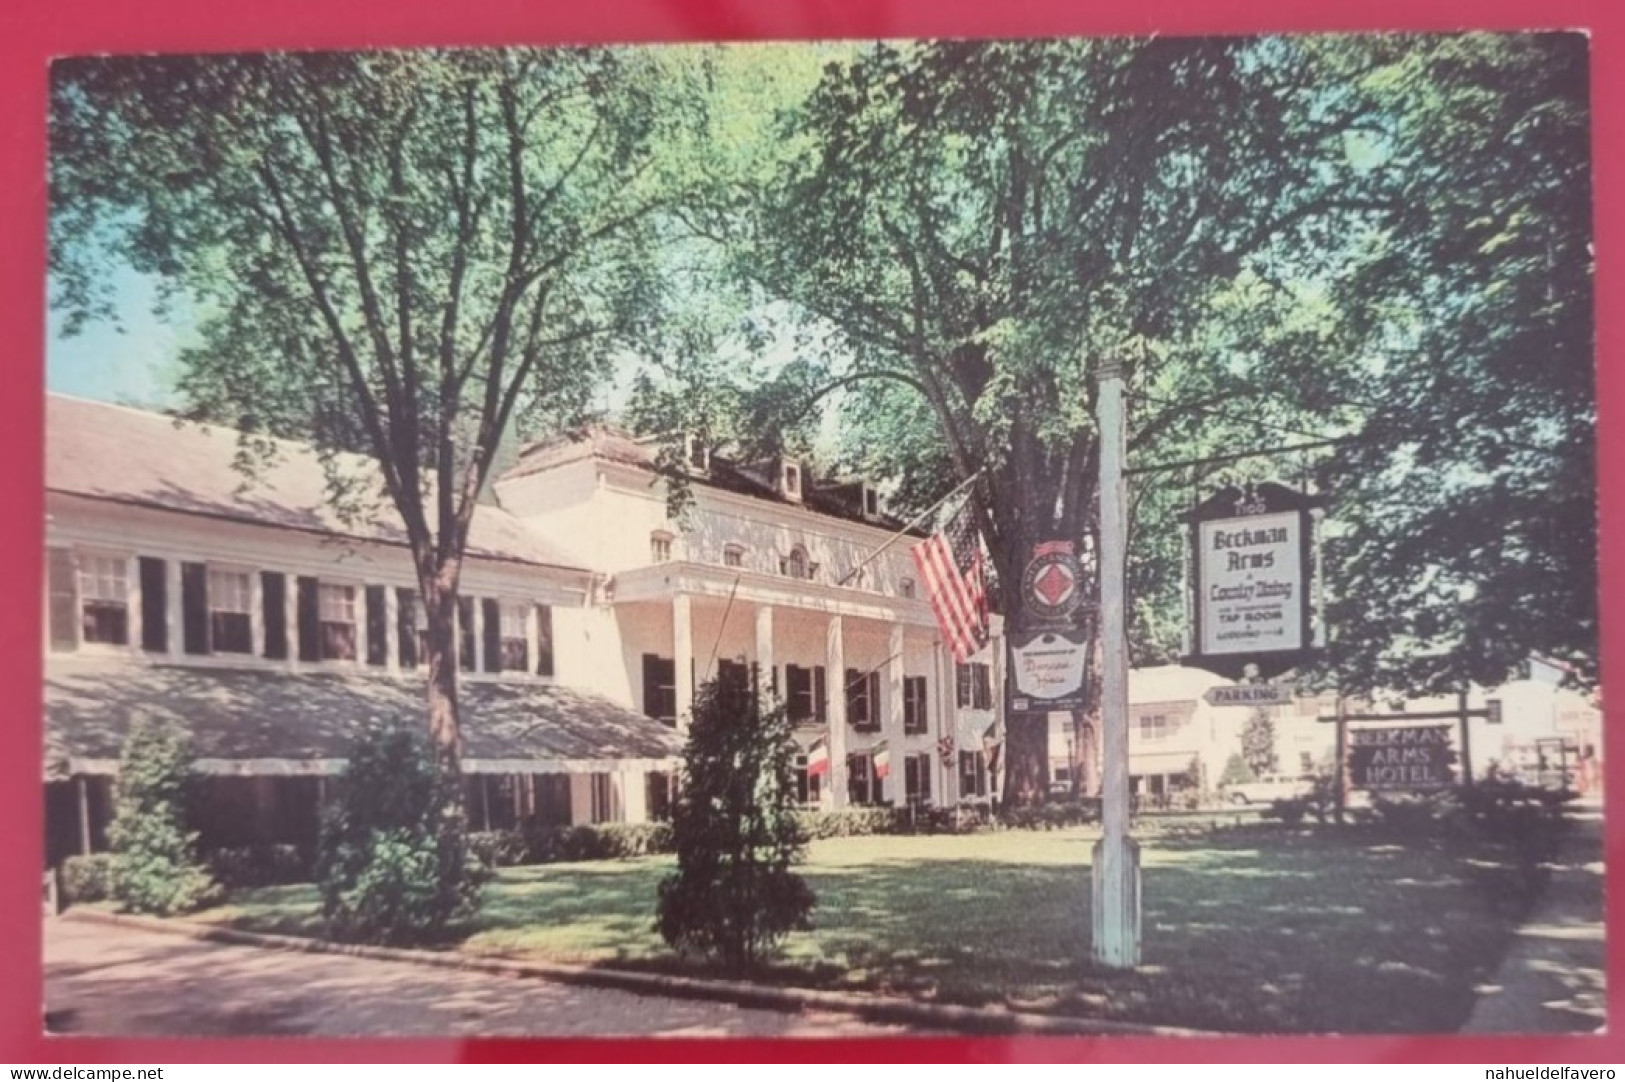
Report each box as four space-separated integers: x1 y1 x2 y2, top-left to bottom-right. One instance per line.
998 800 1100 831
657 672 815 969
1263 797 1307 825
316 725 489 946
60 853 114 906
106 719 222 916
206 843 313 888
795 807 906 840
468 822 677 867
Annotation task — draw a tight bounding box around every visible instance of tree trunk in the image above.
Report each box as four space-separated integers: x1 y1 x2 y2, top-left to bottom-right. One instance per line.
422 573 463 778
1004 715 1049 804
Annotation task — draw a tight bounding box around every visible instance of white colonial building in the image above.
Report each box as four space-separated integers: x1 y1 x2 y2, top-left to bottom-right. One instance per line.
43 396 1002 864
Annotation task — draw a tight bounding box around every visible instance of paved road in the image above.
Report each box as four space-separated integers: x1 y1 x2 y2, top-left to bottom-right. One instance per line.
44 919 914 1038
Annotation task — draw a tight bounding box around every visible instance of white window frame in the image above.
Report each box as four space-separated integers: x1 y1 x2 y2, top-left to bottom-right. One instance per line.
206 566 254 655
723 544 745 569
76 550 132 650
317 582 358 663
650 531 674 564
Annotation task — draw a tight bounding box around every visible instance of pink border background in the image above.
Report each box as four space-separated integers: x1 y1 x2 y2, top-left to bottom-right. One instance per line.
2 0 1618 1063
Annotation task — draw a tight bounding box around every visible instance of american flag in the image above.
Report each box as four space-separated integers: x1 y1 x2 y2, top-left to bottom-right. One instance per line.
911 500 989 663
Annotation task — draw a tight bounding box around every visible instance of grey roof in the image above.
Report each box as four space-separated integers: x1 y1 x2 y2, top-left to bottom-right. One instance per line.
44 659 684 778
47 394 584 571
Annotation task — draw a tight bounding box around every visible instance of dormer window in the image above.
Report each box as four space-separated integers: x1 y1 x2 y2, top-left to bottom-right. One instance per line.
651 531 674 564
723 544 745 569
685 435 710 473
864 485 880 518
781 545 810 580
781 461 802 501
900 577 916 600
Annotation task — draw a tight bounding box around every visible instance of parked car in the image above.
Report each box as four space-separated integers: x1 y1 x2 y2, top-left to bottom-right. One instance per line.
1221 773 1315 805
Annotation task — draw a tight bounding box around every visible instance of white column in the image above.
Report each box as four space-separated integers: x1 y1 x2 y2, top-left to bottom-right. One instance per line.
991 629 1006 800
469 595 484 673
937 641 957 805
249 571 265 658
620 770 648 824
755 603 775 697
569 773 593 825
384 586 400 674
165 560 183 660
355 585 370 667
886 623 905 805
527 603 541 678
826 615 848 810
1093 358 1142 968
126 555 142 655
285 575 300 670
673 594 694 730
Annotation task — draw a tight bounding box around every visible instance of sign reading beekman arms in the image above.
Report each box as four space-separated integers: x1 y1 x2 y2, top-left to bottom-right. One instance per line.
1184 481 1321 679
1347 725 1457 791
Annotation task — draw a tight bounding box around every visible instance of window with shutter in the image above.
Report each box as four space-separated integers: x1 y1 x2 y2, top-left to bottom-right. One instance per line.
139 557 167 653
261 572 287 659
47 547 78 652
642 654 677 725
395 588 418 669
481 598 502 673
457 596 476 670
318 584 357 661
296 577 321 662
365 586 387 667
535 604 554 677
498 602 529 672
904 676 928 734
786 665 813 722
208 569 252 654
181 562 209 655
78 553 131 646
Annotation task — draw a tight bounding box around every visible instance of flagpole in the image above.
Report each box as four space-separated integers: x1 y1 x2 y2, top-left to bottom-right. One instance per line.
836 468 986 587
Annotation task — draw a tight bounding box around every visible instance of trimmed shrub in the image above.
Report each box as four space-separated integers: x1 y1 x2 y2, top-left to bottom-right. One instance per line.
106 719 222 916
1262 797 1307 826
658 672 815 969
316 724 489 946
467 829 529 868
60 853 114 906
206 843 313 888
795 807 906 840
998 800 1100 831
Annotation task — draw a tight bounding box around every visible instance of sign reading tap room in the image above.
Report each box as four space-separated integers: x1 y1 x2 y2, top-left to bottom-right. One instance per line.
1184 481 1320 680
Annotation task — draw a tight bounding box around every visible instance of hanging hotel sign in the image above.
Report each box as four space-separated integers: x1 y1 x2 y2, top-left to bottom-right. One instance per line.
1020 540 1088 627
1347 725 1457 791
1184 481 1320 680
1008 628 1090 714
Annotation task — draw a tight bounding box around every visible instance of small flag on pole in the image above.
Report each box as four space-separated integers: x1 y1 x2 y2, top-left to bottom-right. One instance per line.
912 500 990 663
937 733 956 766
807 736 830 777
982 722 1002 778
872 740 891 780
1529 654 1576 686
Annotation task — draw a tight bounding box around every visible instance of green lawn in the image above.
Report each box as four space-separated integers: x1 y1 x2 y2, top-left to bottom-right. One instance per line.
192 824 1550 1033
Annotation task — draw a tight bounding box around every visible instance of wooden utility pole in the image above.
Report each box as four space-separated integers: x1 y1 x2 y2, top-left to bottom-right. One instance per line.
1092 359 1141 968
1458 687 1474 789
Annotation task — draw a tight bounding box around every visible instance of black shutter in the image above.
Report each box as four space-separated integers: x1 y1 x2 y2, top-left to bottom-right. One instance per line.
181 562 209 655
261 572 287 659
920 755 932 801
366 586 388 667
814 666 827 722
457 596 476 670
869 671 882 728
396 588 418 669
47 547 77 652
535 604 554 677
138 557 167 653
481 598 501 673
297 576 320 661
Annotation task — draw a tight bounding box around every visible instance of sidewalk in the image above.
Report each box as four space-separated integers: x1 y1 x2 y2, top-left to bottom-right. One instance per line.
1461 801 1607 1033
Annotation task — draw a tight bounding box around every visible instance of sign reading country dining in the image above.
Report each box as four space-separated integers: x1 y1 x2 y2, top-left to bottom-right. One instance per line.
1184 481 1320 679
1347 725 1457 791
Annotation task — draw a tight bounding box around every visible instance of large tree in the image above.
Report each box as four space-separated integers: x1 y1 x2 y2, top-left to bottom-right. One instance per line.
50 49 704 772
648 37 1399 804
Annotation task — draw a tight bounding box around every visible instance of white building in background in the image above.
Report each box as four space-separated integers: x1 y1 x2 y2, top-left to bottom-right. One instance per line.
43 396 1003 864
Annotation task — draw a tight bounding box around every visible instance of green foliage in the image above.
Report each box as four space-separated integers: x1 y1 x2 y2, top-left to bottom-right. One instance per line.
205 843 314 889
60 853 114 906
106 720 222 916
1218 753 1257 788
468 823 675 867
1240 710 1278 778
657 673 815 968
316 725 489 945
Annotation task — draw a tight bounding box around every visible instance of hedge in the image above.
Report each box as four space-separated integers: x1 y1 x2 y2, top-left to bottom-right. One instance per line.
468 822 675 867
206 843 314 888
